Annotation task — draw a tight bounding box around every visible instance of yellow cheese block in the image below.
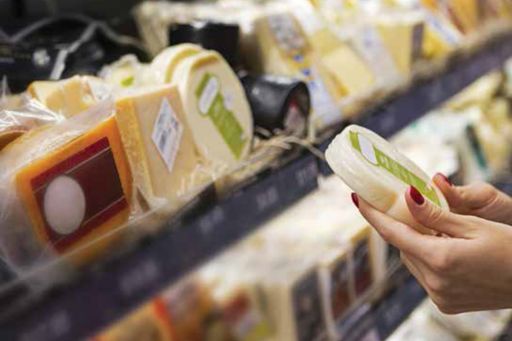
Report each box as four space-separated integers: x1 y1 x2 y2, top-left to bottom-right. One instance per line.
115 85 203 210
171 50 253 168
376 18 425 75
290 1 376 95
28 76 112 117
15 116 132 266
95 302 174 341
150 44 203 84
249 10 342 128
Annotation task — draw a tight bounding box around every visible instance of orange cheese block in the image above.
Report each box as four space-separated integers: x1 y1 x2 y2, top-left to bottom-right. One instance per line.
94 302 174 341
15 116 132 265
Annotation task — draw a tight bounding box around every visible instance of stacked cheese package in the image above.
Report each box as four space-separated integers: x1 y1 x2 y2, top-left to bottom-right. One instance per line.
93 176 390 341
0 43 255 286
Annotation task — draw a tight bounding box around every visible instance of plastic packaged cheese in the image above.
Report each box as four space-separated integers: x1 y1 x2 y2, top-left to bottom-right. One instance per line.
28 76 113 117
0 101 132 283
170 49 253 169
326 125 448 234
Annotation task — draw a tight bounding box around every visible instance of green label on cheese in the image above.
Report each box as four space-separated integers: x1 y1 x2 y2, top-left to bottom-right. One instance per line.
196 73 247 159
349 130 441 206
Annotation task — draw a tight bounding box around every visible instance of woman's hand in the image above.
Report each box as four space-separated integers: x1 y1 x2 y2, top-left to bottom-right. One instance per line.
352 186 512 314
434 173 512 225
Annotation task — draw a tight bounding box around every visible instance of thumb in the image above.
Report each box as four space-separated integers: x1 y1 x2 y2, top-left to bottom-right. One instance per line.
405 186 476 238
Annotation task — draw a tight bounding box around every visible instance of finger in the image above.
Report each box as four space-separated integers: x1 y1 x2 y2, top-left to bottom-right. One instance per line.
405 186 476 238
355 194 437 259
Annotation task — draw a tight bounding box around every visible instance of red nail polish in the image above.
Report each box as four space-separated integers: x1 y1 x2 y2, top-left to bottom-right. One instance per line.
409 186 425 205
438 173 453 186
351 193 359 208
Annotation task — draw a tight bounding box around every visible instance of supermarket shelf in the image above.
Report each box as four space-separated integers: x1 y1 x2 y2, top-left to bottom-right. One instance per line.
0 154 320 341
1 30 512 341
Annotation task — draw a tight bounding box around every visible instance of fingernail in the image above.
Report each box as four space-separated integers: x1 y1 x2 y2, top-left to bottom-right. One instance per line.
409 186 425 205
351 193 359 208
438 173 453 186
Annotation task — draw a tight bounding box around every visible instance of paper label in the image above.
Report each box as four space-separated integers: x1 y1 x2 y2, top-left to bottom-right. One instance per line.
152 99 183 173
306 67 340 126
350 130 441 206
195 73 248 159
267 14 307 54
329 258 351 320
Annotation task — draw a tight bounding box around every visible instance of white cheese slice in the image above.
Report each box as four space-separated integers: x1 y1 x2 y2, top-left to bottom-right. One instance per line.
326 125 448 234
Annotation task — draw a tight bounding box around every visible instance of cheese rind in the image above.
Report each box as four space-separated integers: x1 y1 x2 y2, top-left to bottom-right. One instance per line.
171 50 253 167
150 44 203 84
326 125 448 234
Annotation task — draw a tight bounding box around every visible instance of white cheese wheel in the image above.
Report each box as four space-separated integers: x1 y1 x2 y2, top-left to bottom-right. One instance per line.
326 125 448 234
171 50 253 167
150 44 203 84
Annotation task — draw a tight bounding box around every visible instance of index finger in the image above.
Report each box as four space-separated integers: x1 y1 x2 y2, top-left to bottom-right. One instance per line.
356 195 437 260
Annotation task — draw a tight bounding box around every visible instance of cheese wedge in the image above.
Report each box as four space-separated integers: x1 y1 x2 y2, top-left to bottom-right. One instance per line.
326 125 448 235
28 76 112 117
14 116 132 266
171 50 253 167
150 44 203 84
246 9 342 129
376 17 425 75
115 85 203 210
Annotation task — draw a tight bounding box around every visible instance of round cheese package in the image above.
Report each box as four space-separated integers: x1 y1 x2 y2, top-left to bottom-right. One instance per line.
325 125 448 234
150 43 203 84
171 50 253 168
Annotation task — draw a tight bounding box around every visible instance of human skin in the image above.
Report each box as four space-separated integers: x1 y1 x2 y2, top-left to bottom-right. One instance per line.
351 173 512 314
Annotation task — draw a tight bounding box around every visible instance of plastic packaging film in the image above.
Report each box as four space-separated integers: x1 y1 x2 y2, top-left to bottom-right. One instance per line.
326 125 449 234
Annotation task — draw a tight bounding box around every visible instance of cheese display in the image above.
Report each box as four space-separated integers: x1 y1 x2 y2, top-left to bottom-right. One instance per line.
170 50 253 168
326 125 449 234
0 115 132 272
149 44 202 85
28 76 112 117
246 8 343 129
115 84 204 210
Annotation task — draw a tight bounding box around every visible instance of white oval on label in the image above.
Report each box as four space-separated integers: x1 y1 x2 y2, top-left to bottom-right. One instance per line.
358 133 378 165
43 176 86 235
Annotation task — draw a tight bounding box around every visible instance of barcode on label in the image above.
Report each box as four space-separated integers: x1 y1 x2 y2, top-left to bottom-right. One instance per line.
152 99 183 172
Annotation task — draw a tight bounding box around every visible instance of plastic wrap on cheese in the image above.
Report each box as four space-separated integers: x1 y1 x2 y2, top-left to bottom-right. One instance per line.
0 97 64 151
326 125 448 234
0 100 133 286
